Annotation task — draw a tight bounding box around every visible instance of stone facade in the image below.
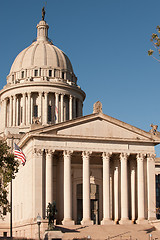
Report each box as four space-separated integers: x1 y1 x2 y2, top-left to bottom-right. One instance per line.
0 13 160 239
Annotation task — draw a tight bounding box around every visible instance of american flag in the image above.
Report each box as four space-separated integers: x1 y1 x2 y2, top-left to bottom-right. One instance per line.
14 143 26 166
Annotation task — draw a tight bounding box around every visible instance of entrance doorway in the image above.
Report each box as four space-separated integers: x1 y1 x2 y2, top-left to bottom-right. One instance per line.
76 184 99 224
91 199 99 224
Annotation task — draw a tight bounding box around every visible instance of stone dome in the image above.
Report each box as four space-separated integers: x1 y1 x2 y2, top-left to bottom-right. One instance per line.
7 20 76 84
10 40 73 74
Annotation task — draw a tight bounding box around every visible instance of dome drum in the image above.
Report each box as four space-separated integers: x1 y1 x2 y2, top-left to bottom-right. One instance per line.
7 67 77 86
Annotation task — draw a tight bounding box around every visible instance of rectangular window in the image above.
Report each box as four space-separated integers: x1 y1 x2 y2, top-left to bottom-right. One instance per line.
12 75 14 82
49 70 52 77
21 71 24 78
33 105 38 117
34 69 38 77
62 72 64 79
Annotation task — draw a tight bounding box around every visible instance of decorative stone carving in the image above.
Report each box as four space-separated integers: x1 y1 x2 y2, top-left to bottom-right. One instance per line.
93 101 102 114
150 124 158 135
34 148 43 155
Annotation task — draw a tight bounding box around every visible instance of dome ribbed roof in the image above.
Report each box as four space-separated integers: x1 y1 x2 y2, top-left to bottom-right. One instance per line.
9 20 73 75
10 41 73 74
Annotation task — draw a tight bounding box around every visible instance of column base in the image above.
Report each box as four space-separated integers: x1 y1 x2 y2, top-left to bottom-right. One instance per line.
62 219 75 226
114 219 119 224
119 219 132 225
136 218 149 224
81 219 93 226
101 219 114 225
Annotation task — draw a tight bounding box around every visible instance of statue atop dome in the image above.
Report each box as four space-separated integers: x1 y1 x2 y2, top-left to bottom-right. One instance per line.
42 6 45 20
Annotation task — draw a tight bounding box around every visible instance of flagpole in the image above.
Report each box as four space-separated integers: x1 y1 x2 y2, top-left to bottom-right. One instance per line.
10 137 13 238
10 179 12 238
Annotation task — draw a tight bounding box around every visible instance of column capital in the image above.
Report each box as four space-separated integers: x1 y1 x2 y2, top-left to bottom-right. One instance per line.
120 152 129 161
34 148 43 156
63 150 73 158
82 151 92 158
136 153 146 161
146 153 156 162
102 152 112 160
46 149 54 156
69 95 73 100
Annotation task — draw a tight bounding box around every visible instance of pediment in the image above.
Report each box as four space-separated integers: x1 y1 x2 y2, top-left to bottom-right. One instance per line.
32 113 155 142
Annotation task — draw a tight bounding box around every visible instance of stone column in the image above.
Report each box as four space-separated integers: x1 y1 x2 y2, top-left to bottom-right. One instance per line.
136 153 146 223
22 93 26 125
16 97 19 126
73 97 76 119
44 92 48 124
32 149 43 217
13 95 16 127
69 95 73 120
45 150 53 209
62 150 74 225
31 95 33 124
114 166 119 223
147 154 156 220
28 93 31 125
38 92 42 123
101 152 113 225
131 163 136 223
4 99 7 127
55 93 59 124
119 153 131 224
81 151 93 226
60 94 64 122
10 96 13 127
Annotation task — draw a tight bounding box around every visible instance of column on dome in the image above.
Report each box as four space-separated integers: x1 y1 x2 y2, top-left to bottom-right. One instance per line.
45 150 53 210
101 152 113 225
69 95 73 120
136 153 145 223
73 96 76 119
147 154 156 220
81 151 93 226
31 94 33 124
62 150 74 225
119 153 131 224
22 93 26 125
13 95 16 127
60 94 64 122
114 166 119 224
130 161 136 223
16 96 19 126
44 92 48 124
10 96 13 127
4 98 7 127
77 99 81 117
28 92 31 125
55 93 59 124
38 92 43 123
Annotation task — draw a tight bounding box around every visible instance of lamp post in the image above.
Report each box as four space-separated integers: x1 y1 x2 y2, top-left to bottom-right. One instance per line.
37 213 41 240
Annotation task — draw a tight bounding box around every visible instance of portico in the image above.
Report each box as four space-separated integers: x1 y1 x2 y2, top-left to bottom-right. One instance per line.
14 108 158 230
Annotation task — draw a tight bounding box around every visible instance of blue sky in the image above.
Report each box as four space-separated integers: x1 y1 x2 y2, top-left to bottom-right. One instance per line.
1 0 160 154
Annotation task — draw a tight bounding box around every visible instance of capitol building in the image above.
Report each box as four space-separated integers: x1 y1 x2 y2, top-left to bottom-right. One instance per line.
0 10 160 239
